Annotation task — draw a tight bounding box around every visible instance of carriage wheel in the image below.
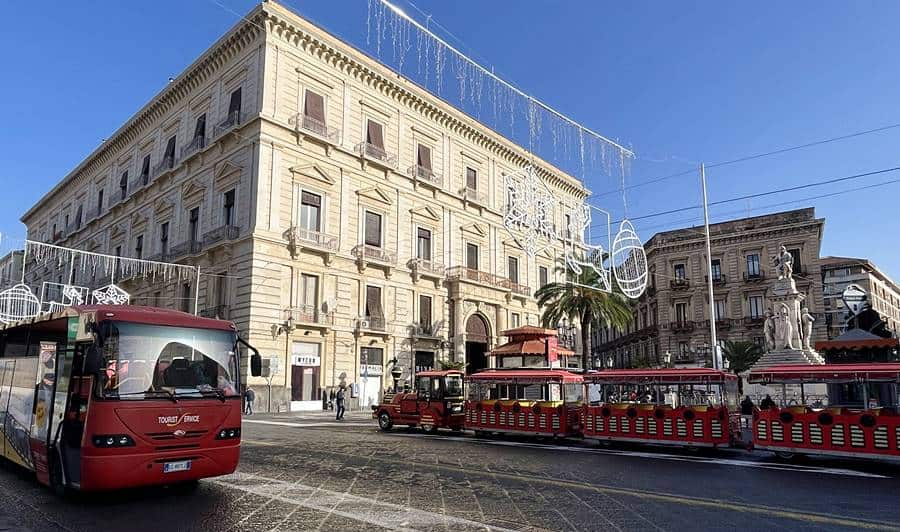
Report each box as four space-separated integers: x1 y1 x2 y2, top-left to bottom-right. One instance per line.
378 412 393 431
421 423 438 434
774 450 797 461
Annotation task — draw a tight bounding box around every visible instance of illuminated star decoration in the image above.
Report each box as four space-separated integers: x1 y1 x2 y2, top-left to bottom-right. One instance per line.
503 165 558 257
91 284 131 306
563 203 612 293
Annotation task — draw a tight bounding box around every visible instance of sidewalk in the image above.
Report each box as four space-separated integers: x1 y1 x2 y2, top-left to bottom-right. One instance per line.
246 408 373 422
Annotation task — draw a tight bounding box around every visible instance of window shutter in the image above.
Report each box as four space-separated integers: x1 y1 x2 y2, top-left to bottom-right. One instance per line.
228 88 242 114
417 144 432 170
304 91 326 122
366 120 384 149
301 191 321 207
466 167 477 189
364 211 382 247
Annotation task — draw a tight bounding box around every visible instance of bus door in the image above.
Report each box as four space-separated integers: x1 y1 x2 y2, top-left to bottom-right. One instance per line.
28 341 73 486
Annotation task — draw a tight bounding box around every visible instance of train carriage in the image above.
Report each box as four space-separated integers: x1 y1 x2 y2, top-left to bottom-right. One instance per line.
465 369 583 438
582 368 740 449
748 363 900 461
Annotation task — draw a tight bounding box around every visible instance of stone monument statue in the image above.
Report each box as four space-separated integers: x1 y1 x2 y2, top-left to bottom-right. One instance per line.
772 245 794 280
800 307 815 351
774 303 796 350
763 310 776 351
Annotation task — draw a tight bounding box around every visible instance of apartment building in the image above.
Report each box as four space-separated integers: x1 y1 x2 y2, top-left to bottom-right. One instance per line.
20 1 588 411
593 208 828 368
0 250 24 288
820 256 900 338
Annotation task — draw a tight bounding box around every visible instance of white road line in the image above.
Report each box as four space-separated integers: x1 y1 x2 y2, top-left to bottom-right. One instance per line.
210 471 521 532
387 433 889 479
243 419 372 428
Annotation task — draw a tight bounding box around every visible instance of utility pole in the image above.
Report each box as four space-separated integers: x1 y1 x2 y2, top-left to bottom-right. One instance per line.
700 163 719 369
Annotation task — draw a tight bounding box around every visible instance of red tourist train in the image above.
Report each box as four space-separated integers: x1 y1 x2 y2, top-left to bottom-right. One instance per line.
0 305 262 492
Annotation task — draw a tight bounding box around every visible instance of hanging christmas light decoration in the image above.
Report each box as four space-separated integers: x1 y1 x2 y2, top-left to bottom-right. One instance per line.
503 165 558 257
611 220 648 299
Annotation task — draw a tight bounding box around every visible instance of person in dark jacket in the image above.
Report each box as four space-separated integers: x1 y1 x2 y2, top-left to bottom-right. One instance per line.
760 394 776 410
335 385 346 420
740 396 755 415
243 387 255 415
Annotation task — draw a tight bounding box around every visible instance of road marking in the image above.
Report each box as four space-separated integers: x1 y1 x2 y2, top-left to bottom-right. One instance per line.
240 440 900 531
243 419 372 428
387 432 890 479
210 471 521 532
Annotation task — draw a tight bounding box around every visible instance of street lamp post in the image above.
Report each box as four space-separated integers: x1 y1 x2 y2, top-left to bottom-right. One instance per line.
606 356 614 369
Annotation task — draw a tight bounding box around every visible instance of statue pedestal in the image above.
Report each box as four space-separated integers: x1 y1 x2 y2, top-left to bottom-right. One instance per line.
749 274 824 371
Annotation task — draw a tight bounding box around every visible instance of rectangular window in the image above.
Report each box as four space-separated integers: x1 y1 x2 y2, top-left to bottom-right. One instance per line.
466 166 477 190
416 227 432 261
181 283 192 313
360 347 383 367
466 243 479 270
715 299 726 321
417 144 432 172
789 248 802 274
679 342 689 357
365 285 384 326
119 171 128 200
75 205 83 228
159 222 169 255
508 256 519 284
749 295 764 319
223 189 236 226
711 259 721 281
675 302 687 324
215 273 227 308
418 294 432 328
539 266 549 288
303 89 326 123
228 87 242 117
511 312 520 328
364 211 382 247
163 135 176 167
564 214 572 240
366 119 384 150
140 154 151 184
747 254 761 277
674 264 686 281
189 207 200 243
300 274 319 310
193 113 206 141
300 191 322 232
134 235 143 259
96 188 104 216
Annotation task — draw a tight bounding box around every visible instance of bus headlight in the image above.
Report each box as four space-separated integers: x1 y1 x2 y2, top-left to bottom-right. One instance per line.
216 427 242 440
92 434 135 447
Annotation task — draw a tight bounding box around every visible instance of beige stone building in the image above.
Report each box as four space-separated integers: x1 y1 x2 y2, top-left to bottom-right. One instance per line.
0 250 24 288
594 208 828 367
20 1 589 411
820 256 900 339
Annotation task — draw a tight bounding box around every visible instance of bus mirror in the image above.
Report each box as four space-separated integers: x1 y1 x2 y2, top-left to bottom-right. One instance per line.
250 354 262 377
84 345 103 376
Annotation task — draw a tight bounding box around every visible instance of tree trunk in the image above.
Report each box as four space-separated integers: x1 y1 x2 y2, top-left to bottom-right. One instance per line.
580 310 592 371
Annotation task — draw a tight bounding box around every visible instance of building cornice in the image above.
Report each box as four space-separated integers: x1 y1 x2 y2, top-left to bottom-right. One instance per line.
645 217 824 256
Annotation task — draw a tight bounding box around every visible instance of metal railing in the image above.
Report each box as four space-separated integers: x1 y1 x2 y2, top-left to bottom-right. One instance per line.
407 258 444 276
464 186 488 205
294 114 340 143
203 225 240 246
180 135 206 160
287 226 338 251
285 305 334 326
200 305 230 319
510 281 531 297
358 316 386 331
743 316 765 327
152 155 175 177
147 252 169 263
703 318 734 330
412 323 439 337
670 320 695 333
407 164 442 186
353 244 395 265
170 239 203 258
445 266 513 290
355 142 398 168
705 274 727 285
670 278 690 290
743 270 765 282
213 111 248 138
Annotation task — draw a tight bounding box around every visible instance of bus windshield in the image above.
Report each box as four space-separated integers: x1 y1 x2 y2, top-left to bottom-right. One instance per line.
445 375 463 398
99 321 238 400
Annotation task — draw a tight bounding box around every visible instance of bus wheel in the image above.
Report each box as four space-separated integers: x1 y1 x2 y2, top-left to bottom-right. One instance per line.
474 430 487 438
774 450 796 461
421 424 438 434
378 412 393 431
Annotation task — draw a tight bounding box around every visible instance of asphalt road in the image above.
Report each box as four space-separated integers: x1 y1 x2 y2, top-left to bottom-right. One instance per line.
0 410 898 531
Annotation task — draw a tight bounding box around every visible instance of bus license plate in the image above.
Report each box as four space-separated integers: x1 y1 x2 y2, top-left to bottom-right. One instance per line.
163 460 192 473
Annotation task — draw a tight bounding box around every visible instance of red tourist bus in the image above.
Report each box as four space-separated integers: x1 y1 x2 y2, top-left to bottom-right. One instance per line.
0 305 261 492
748 364 900 462
373 370 466 432
582 369 740 449
465 369 583 438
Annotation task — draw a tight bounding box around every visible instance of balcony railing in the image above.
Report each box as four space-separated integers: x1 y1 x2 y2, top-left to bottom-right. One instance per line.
147 252 169 263
293 114 340 144
670 320 694 333
353 244 395 265
180 135 206 160
705 274 727 286
412 323 440 337
152 155 175 178
288 226 338 252
358 316 386 331
670 278 690 290
200 305 230 319
703 318 734 330
743 270 765 282
355 142 398 168
213 111 248 138
203 225 240 246
170 239 203 258
407 164 442 187
407 258 444 277
510 281 531 297
464 187 488 205
285 305 334 326
743 316 765 328
446 266 513 290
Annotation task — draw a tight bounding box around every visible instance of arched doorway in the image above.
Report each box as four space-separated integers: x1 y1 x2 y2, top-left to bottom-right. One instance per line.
465 314 490 374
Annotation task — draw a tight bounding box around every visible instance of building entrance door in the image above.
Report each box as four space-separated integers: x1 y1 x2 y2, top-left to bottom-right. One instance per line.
465 314 490 374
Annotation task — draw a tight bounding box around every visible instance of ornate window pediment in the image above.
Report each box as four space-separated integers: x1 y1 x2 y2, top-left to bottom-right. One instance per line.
182 177 208 202
356 186 393 206
410 205 440 222
461 222 487 238
214 161 242 188
130 211 149 228
109 223 126 239
290 163 335 186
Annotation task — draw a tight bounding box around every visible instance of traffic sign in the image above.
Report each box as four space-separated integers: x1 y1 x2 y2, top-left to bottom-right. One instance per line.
841 284 868 316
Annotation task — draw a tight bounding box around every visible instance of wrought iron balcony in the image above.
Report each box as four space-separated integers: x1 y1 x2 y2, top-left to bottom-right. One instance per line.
670 278 690 290
293 114 340 144
170 239 203 258
152 155 175 178
670 320 694 333
213 111 248 138
203 225 240 246
407 258 444 278
407 164 442 187
355 142 398 168
510 281 531 298
703 318 734 330
743 316 765 328
412 323 440 338
200 305 230 319
705 274 727 286
284 305 334 326
445 266 513 291
463 186 488 205
353 244 395 265
180 135 206 160
743 270 765 282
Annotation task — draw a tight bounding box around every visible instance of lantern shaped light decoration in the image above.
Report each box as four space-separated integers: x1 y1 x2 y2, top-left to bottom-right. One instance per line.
611 220 648 299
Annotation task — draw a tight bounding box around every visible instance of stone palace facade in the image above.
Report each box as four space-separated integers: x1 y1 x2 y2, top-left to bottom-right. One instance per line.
19 1 588 411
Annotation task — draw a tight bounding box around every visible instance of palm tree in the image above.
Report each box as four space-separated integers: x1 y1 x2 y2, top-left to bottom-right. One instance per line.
722 340 763 393
535 265 632 370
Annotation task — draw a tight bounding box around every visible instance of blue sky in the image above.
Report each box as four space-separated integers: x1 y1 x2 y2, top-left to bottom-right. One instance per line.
1 1 899 276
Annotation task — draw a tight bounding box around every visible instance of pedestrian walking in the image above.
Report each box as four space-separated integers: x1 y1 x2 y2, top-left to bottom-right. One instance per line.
740 395 754 415
760 394 776 410
335 385 346 421
243 387 255 415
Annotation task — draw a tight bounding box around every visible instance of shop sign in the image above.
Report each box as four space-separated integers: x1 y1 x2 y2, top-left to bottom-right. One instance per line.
360 364 383 376
292 355 321 367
